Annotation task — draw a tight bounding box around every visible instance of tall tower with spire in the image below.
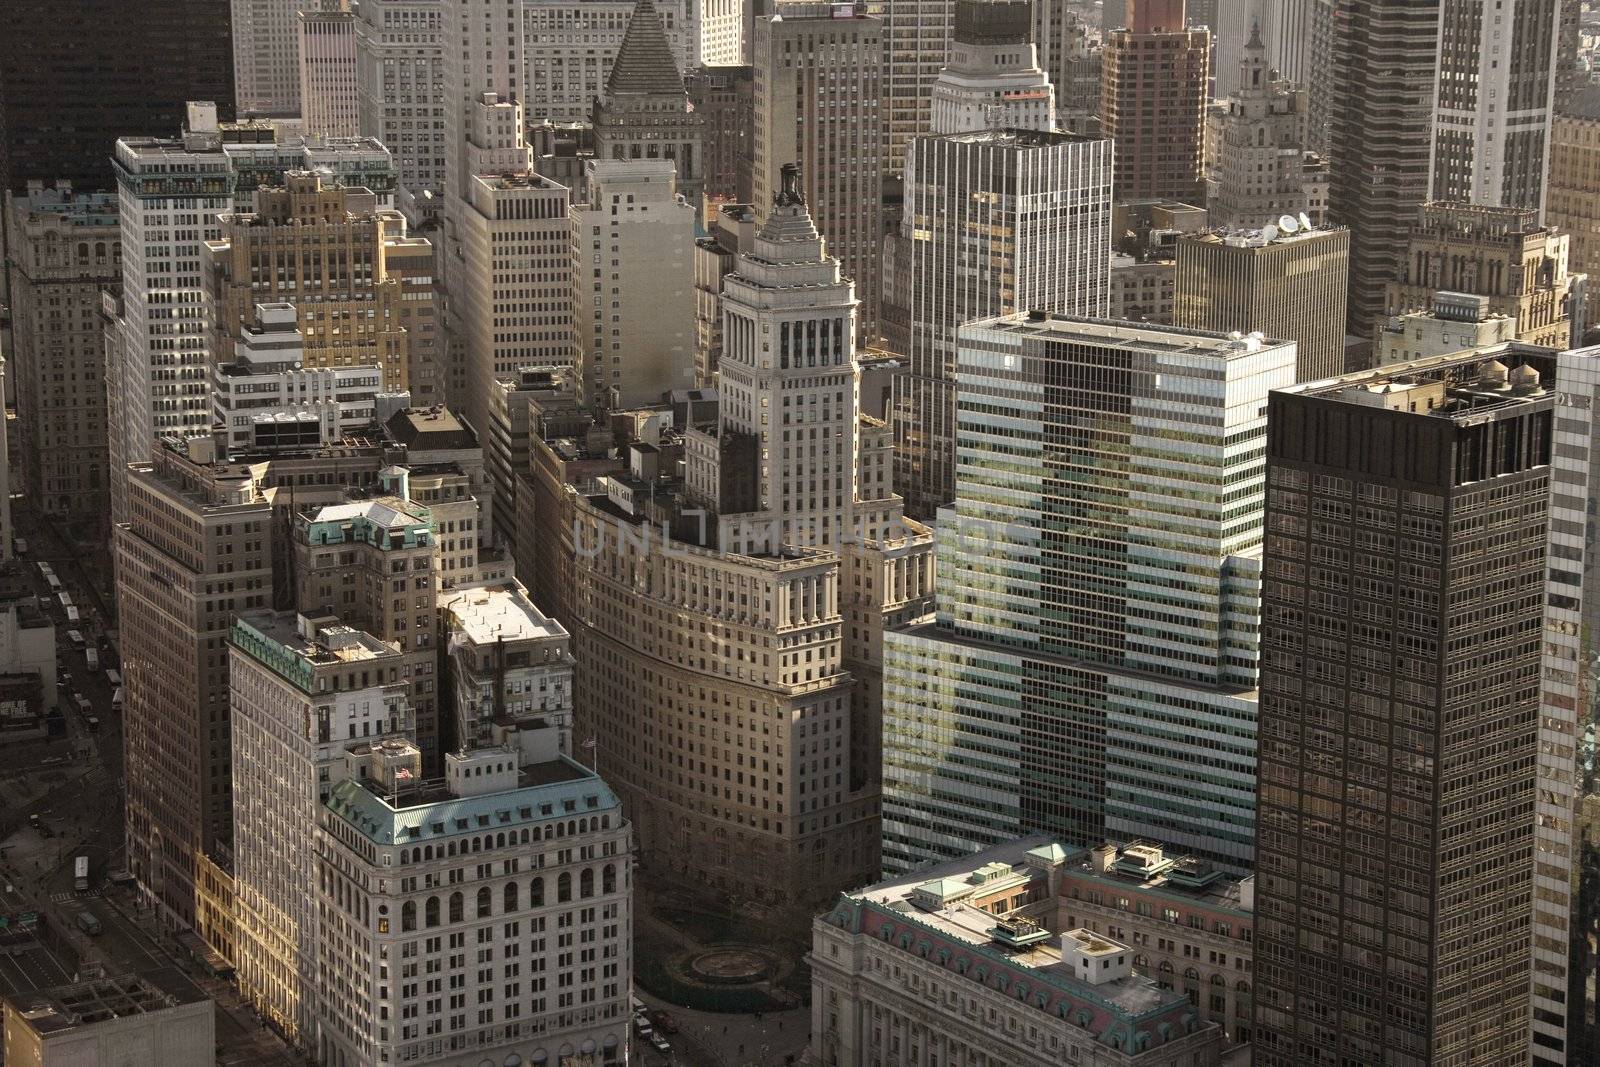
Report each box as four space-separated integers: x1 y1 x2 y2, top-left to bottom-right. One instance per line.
593 0 704 207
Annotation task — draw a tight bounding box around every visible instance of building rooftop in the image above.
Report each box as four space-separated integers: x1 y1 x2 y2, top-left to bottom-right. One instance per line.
386 406 478 451
935 127 1102 149
822 837 1208 1045
974 311 1295 363
325 755 617 846
3 971 208 1037
1285 343 1558 416
1060 843 1253 915
441 583 568 647
604 0 687 97
233 613 400 688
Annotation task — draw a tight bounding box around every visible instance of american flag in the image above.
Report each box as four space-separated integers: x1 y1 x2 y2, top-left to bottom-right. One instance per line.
395 767 413 780
582 736 597 751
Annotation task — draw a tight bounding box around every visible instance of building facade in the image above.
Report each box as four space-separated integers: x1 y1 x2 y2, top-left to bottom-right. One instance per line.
3 184 118 518
1546 91 1600 325
878 0 954 174
0 974 214 1067
570 160 696 415
299 0 361 139
1032 1 1101 131
1204 27 1328 232
233 0 309 115
811 840 1225 1067
230 611 413 1042
750 4 884 341
1251 348 1555 1066
0 0 233 195
1375 290 1519 368
1429 0 1560 210
1100 0 1209 206
1173 226 1350 382
117 440 274 929
1326 0 1438 334
592 0 704 208
521 0 693 125
106 104 395 523
883 315 1296 875
887 130 1112 520
353 0 446 196
1382 201 1582 351
204 171 434 396
930 0 1056 136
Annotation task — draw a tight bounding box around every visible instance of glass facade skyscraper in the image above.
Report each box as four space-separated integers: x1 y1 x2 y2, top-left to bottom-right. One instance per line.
881 312 1297 874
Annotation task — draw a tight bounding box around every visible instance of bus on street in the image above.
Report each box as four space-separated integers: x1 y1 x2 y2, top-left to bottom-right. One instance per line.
74 856 89 892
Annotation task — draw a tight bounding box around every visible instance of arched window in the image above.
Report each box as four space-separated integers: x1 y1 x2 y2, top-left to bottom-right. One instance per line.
449 891 464 923
558 872 572 903
477 886 492 918
425 896 440 928
579 818 588 834
402 901 417 932
602 864 616 894
530 877 544 907
1210 974 1225 986
505 882 519 913
580 868 594 898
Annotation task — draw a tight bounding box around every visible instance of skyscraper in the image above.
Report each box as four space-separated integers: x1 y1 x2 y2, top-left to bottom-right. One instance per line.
0 0 233 195
1204 25 1328 231
522 0 694 125
203 171 437 397
592 0 704 207
106 104 395 523
1326 0 1438 334
530 178 933 908
1101 0 1209 205
878 0 955 174
882 314 1296 874
4 184 118 519
233 0 310 115
117 440 274 929
352 0 447 196
751 4 884 339
230 611 414 1042
930 0 1056 135
1252 347 1555 1067
1174 225 1350 381
1429 0 1560 211
1544 87 1600 325
570 160 696 414
887 129 1112 520
298 0 360 139
1536 343 1600 1066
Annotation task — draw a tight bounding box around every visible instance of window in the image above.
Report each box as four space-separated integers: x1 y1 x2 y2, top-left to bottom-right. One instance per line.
403 901 417 932
449 891 464 923
425 896 440 928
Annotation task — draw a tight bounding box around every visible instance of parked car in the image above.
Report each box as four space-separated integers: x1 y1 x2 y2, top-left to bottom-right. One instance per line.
650 1035 671 1055
66 629 84 647
85 715 100 733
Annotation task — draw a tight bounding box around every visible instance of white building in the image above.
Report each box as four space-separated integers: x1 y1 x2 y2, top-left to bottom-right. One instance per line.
299 0 361 139
1376 291 1519 367
213 303 386 451
1 974 215 1067
315 718 632 1067
439 579 575 761
879 0 955 174
521 0 694 124
106 102 395 522
887 128 1112 519
700 0 741 65
353 0 447 196
233 0 309 115
571 159 695 414
454 111 572 442
230 611 414 1045
810 840 1224 1067
931 0 1056 136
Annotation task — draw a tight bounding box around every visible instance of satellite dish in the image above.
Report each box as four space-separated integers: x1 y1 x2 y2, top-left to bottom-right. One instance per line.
1261 224 1279 242
1297 211 1313 231
1277 214 1300 234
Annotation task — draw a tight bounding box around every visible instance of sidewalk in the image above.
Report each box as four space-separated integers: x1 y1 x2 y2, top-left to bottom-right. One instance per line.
637 988 810 1067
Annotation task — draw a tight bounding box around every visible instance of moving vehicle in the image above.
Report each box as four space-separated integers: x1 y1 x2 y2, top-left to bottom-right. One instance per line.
74 911 101 936
85 647 97 669
111 688 123 710
66 629 84 647
58 591 73 609
650 1035 671 1055
45 574 61 592
105 669 121 687
74 694 90 713
65 606 80 622
85 715 100 733
74 855 89 892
